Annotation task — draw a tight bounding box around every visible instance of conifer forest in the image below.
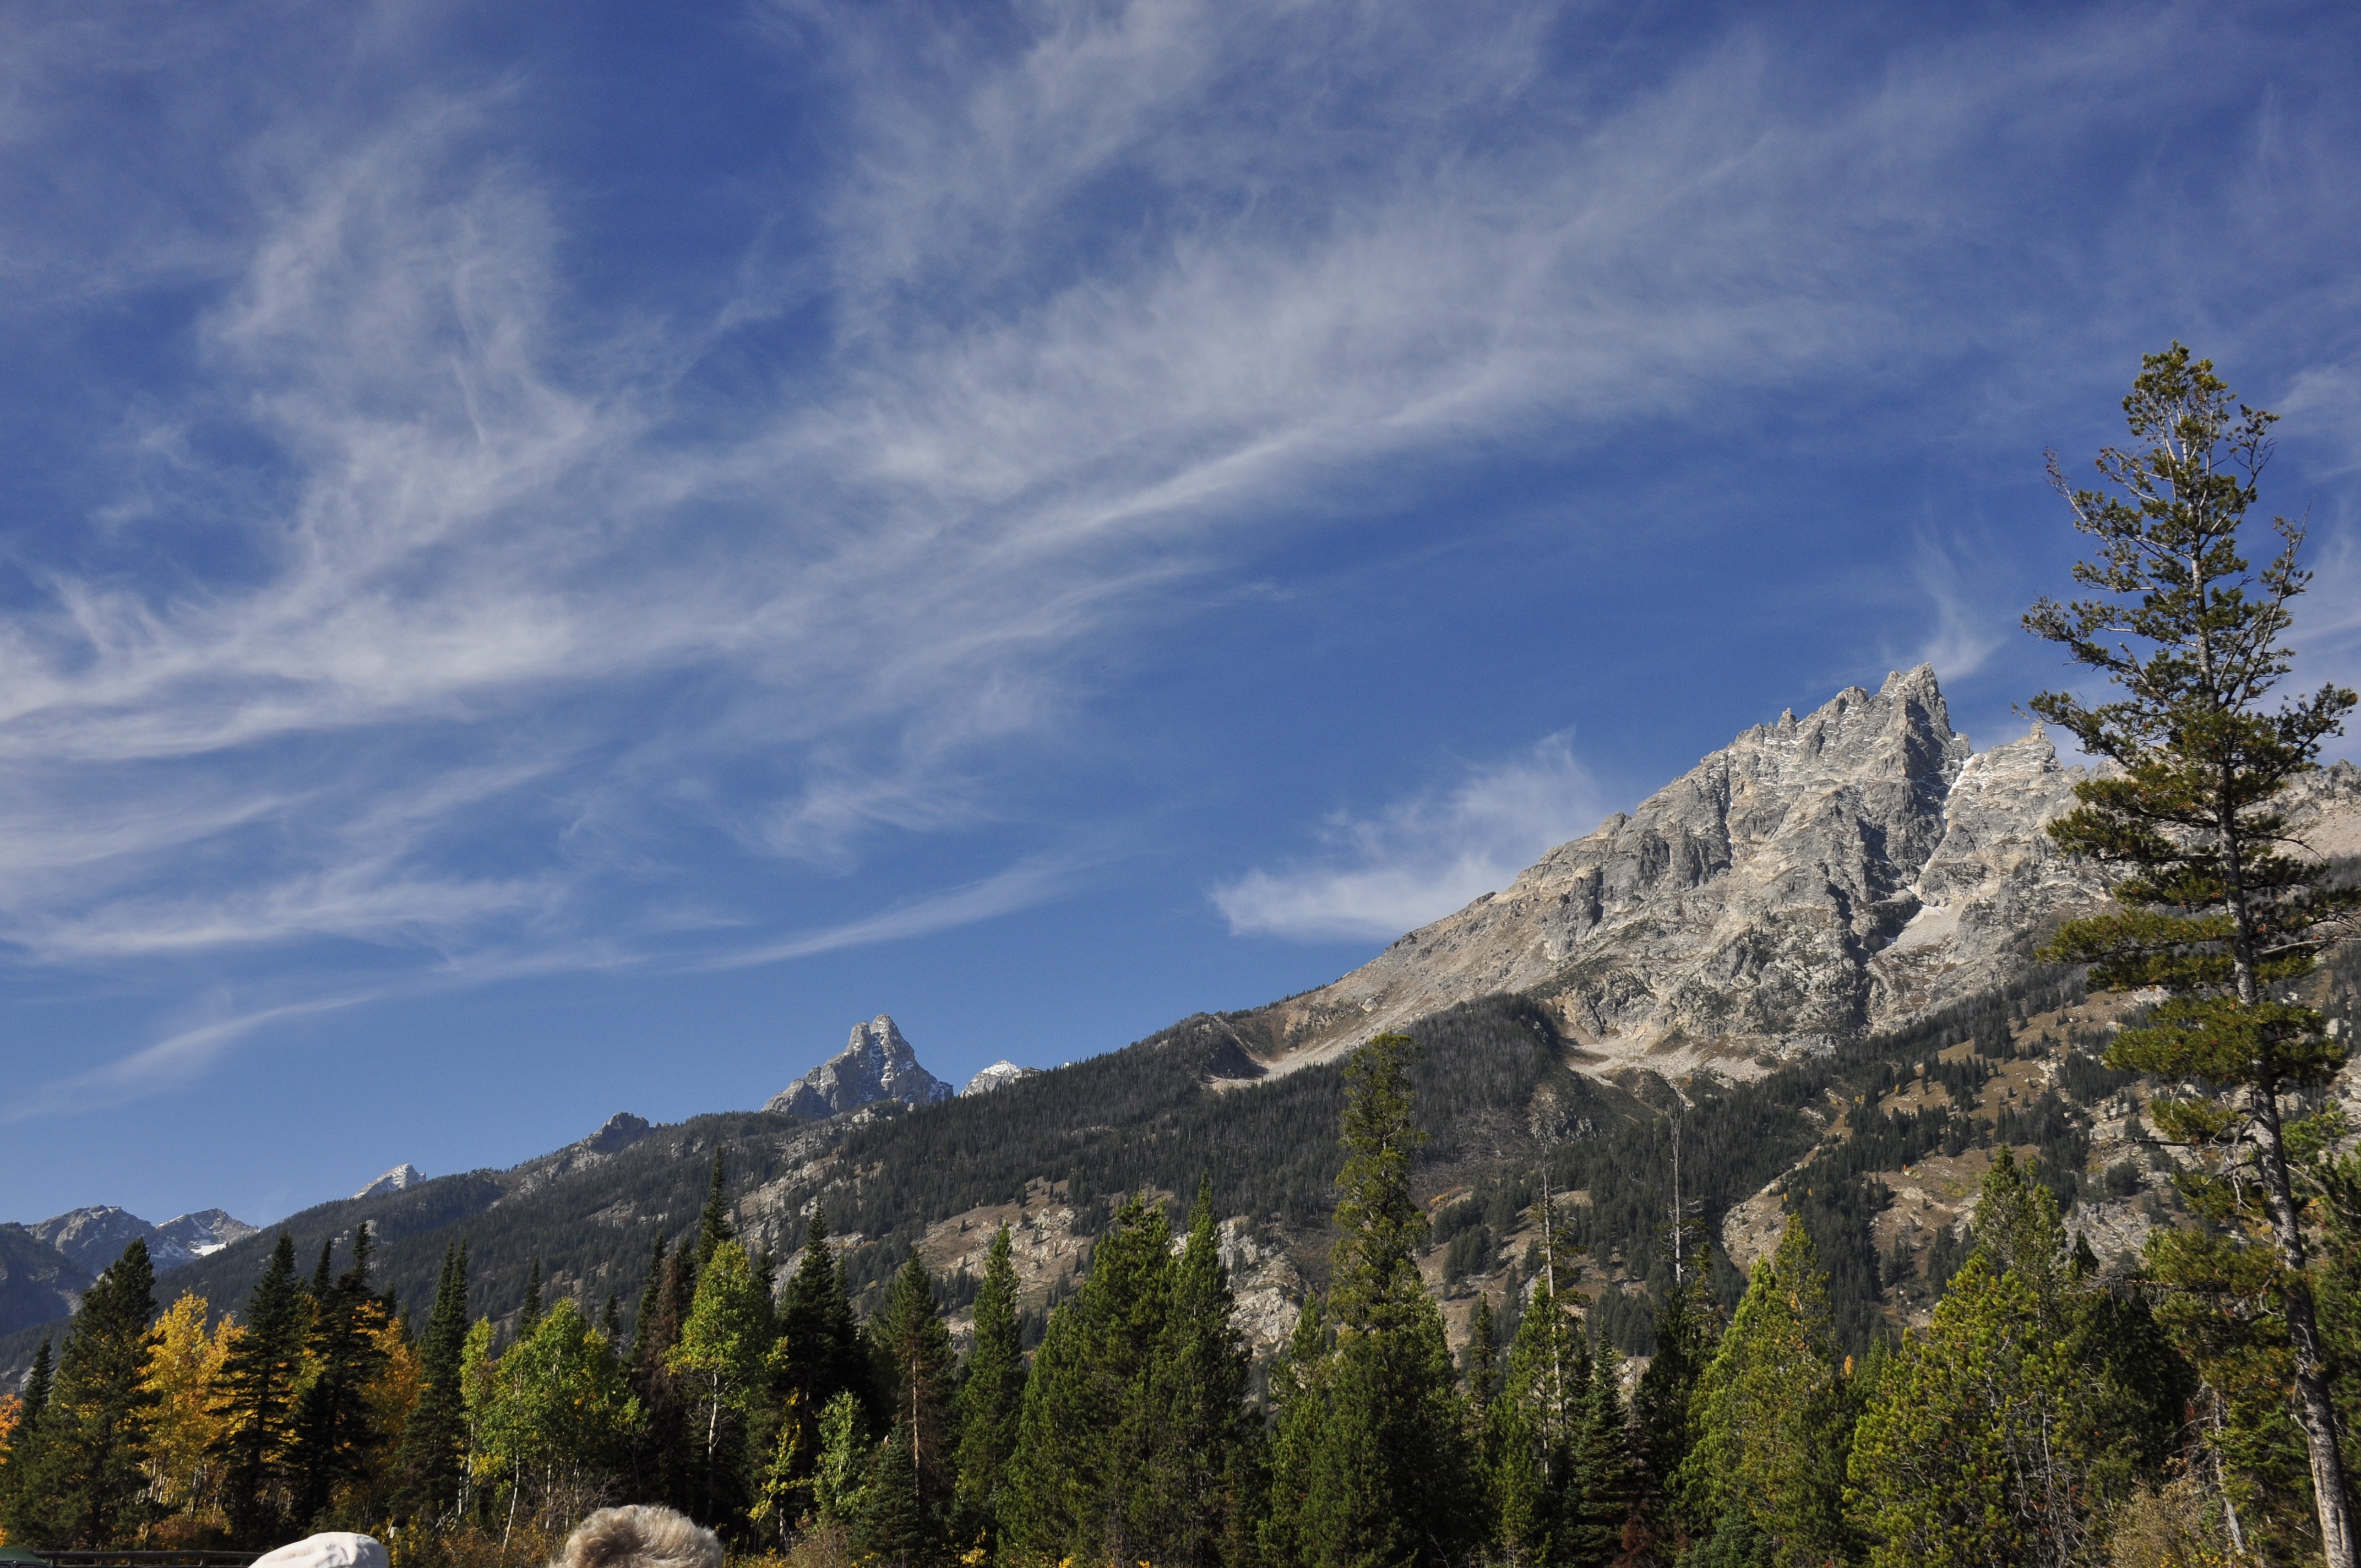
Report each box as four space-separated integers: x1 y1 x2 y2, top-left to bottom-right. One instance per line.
7 353 2361 1567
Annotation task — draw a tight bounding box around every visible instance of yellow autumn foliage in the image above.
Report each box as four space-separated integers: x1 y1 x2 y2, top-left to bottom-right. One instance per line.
142 1292 240 1520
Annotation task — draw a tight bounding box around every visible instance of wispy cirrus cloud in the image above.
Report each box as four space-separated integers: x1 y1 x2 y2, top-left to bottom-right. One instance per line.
2 0 2355 1105
1211 737 1613 943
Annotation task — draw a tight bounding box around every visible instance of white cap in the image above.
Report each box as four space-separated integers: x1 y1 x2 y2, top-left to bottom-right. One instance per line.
251 1534 389 1568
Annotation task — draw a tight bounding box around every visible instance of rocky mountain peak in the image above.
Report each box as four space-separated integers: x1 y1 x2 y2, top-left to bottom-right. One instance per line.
1248 668 2358 1082
27 1204 257 1274
766 1014 954 1119
962 1060 1040 1096
352 1163 424 1200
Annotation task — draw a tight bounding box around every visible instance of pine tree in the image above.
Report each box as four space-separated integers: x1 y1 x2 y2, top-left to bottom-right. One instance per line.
289 1221 393 1525
1566 1341 1632 1567
2025 342 2361 1567
1676 1222 1854 1568
1264 1035 1475 1568
211 1235 306 1544
396 1240 472 1523
697 1147 736 1270
1144 1177 1263 1568
24 1238 160 1547
866 1254 960 1550
1000 1195 1177 1565
779 1204 863 1419
951 1223 1025 1548
0 1337 55 1538
629 1234 697 1513
1465 1295 1500 1417
519 1260 543 1336
1628 1260 1713 1561
1485 1267 1587 1564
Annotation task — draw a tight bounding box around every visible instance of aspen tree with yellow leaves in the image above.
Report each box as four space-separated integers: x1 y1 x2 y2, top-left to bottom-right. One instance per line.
141 1293 237 1532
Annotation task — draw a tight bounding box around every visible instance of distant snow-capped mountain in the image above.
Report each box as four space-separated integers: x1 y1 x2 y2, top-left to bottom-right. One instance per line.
26 1204 258 1274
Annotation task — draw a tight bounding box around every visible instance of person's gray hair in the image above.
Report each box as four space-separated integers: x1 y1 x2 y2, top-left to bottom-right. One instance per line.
552 1506 722 1568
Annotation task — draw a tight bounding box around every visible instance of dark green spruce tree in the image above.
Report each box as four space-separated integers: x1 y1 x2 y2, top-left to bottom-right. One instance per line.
1264 1034 1475 1568
951 1223 1025 1549
780 1203 864 1418
2026 343 2361 1566
697 1147 736 1270
20 1238 160 1547
1000 1195 1177 1564
1145 1176 1265 1568
858 1254 960 1562
395 1240 471 1522
289 1222 390 1525
0 1337 54 1538
211 1234 307 1544
519 1259 543 1335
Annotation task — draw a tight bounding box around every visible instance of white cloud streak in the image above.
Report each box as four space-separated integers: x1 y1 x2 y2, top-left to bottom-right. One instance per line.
0 1 2353 1091
1211 737 1613 943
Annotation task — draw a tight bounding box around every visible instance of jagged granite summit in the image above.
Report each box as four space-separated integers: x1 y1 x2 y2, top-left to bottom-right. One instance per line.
29 1205 258 1273
767 1015 955 1118
352 1164 424 1200
1249 665 2361 1080
961 1060 1040 1096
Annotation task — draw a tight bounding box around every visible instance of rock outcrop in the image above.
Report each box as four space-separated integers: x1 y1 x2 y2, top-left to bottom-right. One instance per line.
767 1015 954 1118
1248 666 2361 1080
352 1164 424 1201
961 1060 1040 1096
26 1204 257 1273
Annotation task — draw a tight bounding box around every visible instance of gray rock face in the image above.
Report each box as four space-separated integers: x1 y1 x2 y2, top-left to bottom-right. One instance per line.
768 1015 954 1118
154 1208 259 1261
0 1223 90 1340
1253 666 2359 1080
27 1204 256 1273
352 1164 424 1201
961 1060 1040 1096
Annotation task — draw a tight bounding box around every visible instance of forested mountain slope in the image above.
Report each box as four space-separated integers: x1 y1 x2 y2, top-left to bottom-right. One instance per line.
9 671 2355 1391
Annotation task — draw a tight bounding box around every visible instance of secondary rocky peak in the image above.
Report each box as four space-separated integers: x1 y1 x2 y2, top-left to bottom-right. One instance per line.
582 1112 652 1153
353 1164 424 1200
766 1014 955 1119
29 1204 257 1273
962 1060 1041 1096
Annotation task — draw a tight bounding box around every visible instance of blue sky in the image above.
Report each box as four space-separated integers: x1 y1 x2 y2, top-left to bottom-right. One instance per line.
4 0 2359 1229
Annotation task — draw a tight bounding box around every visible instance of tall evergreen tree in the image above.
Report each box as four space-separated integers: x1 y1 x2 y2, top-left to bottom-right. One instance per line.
0 1337 55 1536
1566 1341 1633 1568
952 1223 1026 1547
1001 1196 1177 1565
211 1234 306 1545
520 1260 543 1336
1484 1266 1588 1565
1677 1222 1854 1568
1264 1035 1475 1568
289 1221 392 1525
629 1234 698 1512
1628 1259 1713 1561
1144 1177 1263 1568
396 1240 471 1522
1465 1296 1500 1418
19 1337 54 1432
779 1204 863 1417
20 1238 160 1548
697 1147 736 1270
2025 342 2361 1566
862 1255 960 1557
